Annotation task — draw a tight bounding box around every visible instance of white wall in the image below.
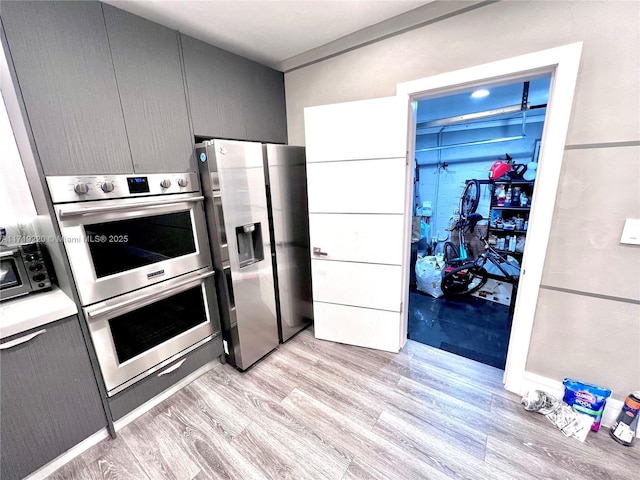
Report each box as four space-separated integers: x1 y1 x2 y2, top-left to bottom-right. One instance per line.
285 1 640 399
0 94 36 234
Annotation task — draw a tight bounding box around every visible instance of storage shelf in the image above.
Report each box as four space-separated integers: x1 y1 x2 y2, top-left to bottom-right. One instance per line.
492 249 523 256
490 229 528 235
493 180 535 186
490 206 531 211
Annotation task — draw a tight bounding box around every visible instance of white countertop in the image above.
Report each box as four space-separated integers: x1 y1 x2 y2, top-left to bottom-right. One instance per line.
0 287 78 339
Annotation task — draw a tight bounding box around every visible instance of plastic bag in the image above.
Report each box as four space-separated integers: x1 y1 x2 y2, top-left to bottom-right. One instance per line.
415 255 444 298
562 378 612 432
521 390 593 442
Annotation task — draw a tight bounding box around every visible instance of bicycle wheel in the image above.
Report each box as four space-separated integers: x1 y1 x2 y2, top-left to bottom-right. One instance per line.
443 241 460 264
441 263 488 296
460 179 480 216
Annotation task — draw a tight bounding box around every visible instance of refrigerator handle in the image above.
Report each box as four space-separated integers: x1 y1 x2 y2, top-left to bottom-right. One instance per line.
223 265 236 310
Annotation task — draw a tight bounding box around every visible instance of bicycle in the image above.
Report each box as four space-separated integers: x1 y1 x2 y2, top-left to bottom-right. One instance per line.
442 179 481 267
441 232 521 296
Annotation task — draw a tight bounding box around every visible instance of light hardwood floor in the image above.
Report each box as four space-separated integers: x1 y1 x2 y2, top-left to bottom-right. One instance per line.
48 328 635 479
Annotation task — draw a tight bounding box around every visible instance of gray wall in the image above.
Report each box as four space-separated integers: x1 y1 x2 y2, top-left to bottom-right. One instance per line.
284 1 640 399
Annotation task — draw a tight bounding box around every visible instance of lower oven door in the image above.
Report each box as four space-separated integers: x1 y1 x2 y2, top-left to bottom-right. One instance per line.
84 269 220 395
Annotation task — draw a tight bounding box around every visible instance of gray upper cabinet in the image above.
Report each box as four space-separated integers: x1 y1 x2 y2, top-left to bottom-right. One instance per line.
1 316 106 480
1 1 133 175
103 5 194 173
246 65 287 143
181 34 287 144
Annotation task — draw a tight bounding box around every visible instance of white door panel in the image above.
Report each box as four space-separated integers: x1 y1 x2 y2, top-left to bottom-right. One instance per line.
304 96 408 351
314 302 401 353
312 261 402 312
306 158 406 214
305 96 408 163
309 214 405 265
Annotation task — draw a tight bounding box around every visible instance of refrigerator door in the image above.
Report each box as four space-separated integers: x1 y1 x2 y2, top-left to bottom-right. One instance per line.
264 144 313 342
212 139 278 369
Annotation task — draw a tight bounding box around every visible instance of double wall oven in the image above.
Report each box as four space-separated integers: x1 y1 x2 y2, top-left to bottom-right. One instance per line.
47 173 221 395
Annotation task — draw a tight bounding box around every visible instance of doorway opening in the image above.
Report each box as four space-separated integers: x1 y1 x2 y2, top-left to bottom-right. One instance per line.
408 74 551 370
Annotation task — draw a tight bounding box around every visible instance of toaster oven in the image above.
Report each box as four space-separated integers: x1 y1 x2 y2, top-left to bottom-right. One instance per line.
0 243 53 302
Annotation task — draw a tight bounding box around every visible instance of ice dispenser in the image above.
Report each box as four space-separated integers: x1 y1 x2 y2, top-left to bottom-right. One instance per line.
236 222 264 267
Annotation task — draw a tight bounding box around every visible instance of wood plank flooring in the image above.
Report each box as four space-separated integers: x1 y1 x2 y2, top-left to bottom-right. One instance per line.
47 328 635 480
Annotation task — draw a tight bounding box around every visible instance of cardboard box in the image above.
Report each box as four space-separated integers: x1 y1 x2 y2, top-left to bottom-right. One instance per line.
472 277 513 306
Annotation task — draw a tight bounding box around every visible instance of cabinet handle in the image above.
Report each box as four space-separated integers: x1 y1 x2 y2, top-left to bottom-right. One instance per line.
313 247 328 256
157 359 186 376
0 329 46 350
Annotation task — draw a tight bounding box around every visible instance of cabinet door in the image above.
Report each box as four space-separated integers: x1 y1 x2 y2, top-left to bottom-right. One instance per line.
1 1 133 175
181 34 249 140
102 5 194 173
0 316 106 480
181 34 287 143
246 65 287 144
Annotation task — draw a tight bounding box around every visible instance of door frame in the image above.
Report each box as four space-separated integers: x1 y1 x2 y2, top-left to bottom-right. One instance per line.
396 43 583 394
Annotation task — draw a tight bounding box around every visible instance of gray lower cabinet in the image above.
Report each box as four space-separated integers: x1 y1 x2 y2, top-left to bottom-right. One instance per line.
1 0 134 175
0 316 106 480
102 5 194 174
108 337 224 421
181 34 287 144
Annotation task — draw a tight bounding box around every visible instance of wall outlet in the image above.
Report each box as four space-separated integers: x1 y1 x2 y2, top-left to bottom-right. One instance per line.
620 218 640 245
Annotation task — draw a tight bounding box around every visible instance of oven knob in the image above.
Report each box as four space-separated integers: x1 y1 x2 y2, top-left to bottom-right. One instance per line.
160 179 172 189
177 178 188 188
32 273 46 282
26 253 40 261
74 182 89 194
29 263 43 271
101 181 115 193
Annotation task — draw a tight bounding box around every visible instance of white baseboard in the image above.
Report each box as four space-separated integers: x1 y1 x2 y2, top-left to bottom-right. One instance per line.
24 359 220 480
23 428 109 480
521 372 639 438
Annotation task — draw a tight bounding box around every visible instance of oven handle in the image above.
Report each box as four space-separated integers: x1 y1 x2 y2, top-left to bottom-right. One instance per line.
85 270 215 322
58 196 205 218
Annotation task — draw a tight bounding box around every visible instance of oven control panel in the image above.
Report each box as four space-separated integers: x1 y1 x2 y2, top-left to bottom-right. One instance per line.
46 172 199 203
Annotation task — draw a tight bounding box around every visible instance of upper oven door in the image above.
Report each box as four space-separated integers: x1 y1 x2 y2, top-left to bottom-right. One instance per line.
56 192 212 305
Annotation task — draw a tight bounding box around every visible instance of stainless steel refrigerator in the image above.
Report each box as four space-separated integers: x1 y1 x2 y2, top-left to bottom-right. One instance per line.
196 139 312 370
263 144 313 343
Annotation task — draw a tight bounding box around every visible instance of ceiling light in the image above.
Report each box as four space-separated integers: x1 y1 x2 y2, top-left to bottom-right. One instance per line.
471 89 490 98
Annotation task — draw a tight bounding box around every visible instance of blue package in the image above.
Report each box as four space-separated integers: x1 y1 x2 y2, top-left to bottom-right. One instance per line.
562 378 612 432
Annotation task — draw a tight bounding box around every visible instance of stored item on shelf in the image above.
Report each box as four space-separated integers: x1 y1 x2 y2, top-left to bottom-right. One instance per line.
512 187 521 206
514 217 524 230
505 187 512 206
515 236 526 253
609 391 640 446
508 235 516 252
496 185 506 206
496 237 506 250
563 378 612 432
524 220 529 230
489 160 511 180
520 192 529 207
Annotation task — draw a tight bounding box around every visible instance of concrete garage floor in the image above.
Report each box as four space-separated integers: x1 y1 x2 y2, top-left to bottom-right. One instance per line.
408 288 512 369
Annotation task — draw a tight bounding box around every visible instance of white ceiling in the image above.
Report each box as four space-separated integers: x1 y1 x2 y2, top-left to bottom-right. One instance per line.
103 0 430 70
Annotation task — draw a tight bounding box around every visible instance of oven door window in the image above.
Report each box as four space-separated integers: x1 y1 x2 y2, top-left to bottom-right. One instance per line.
109 286 207 364
85 211 196 278
0 258 22 289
